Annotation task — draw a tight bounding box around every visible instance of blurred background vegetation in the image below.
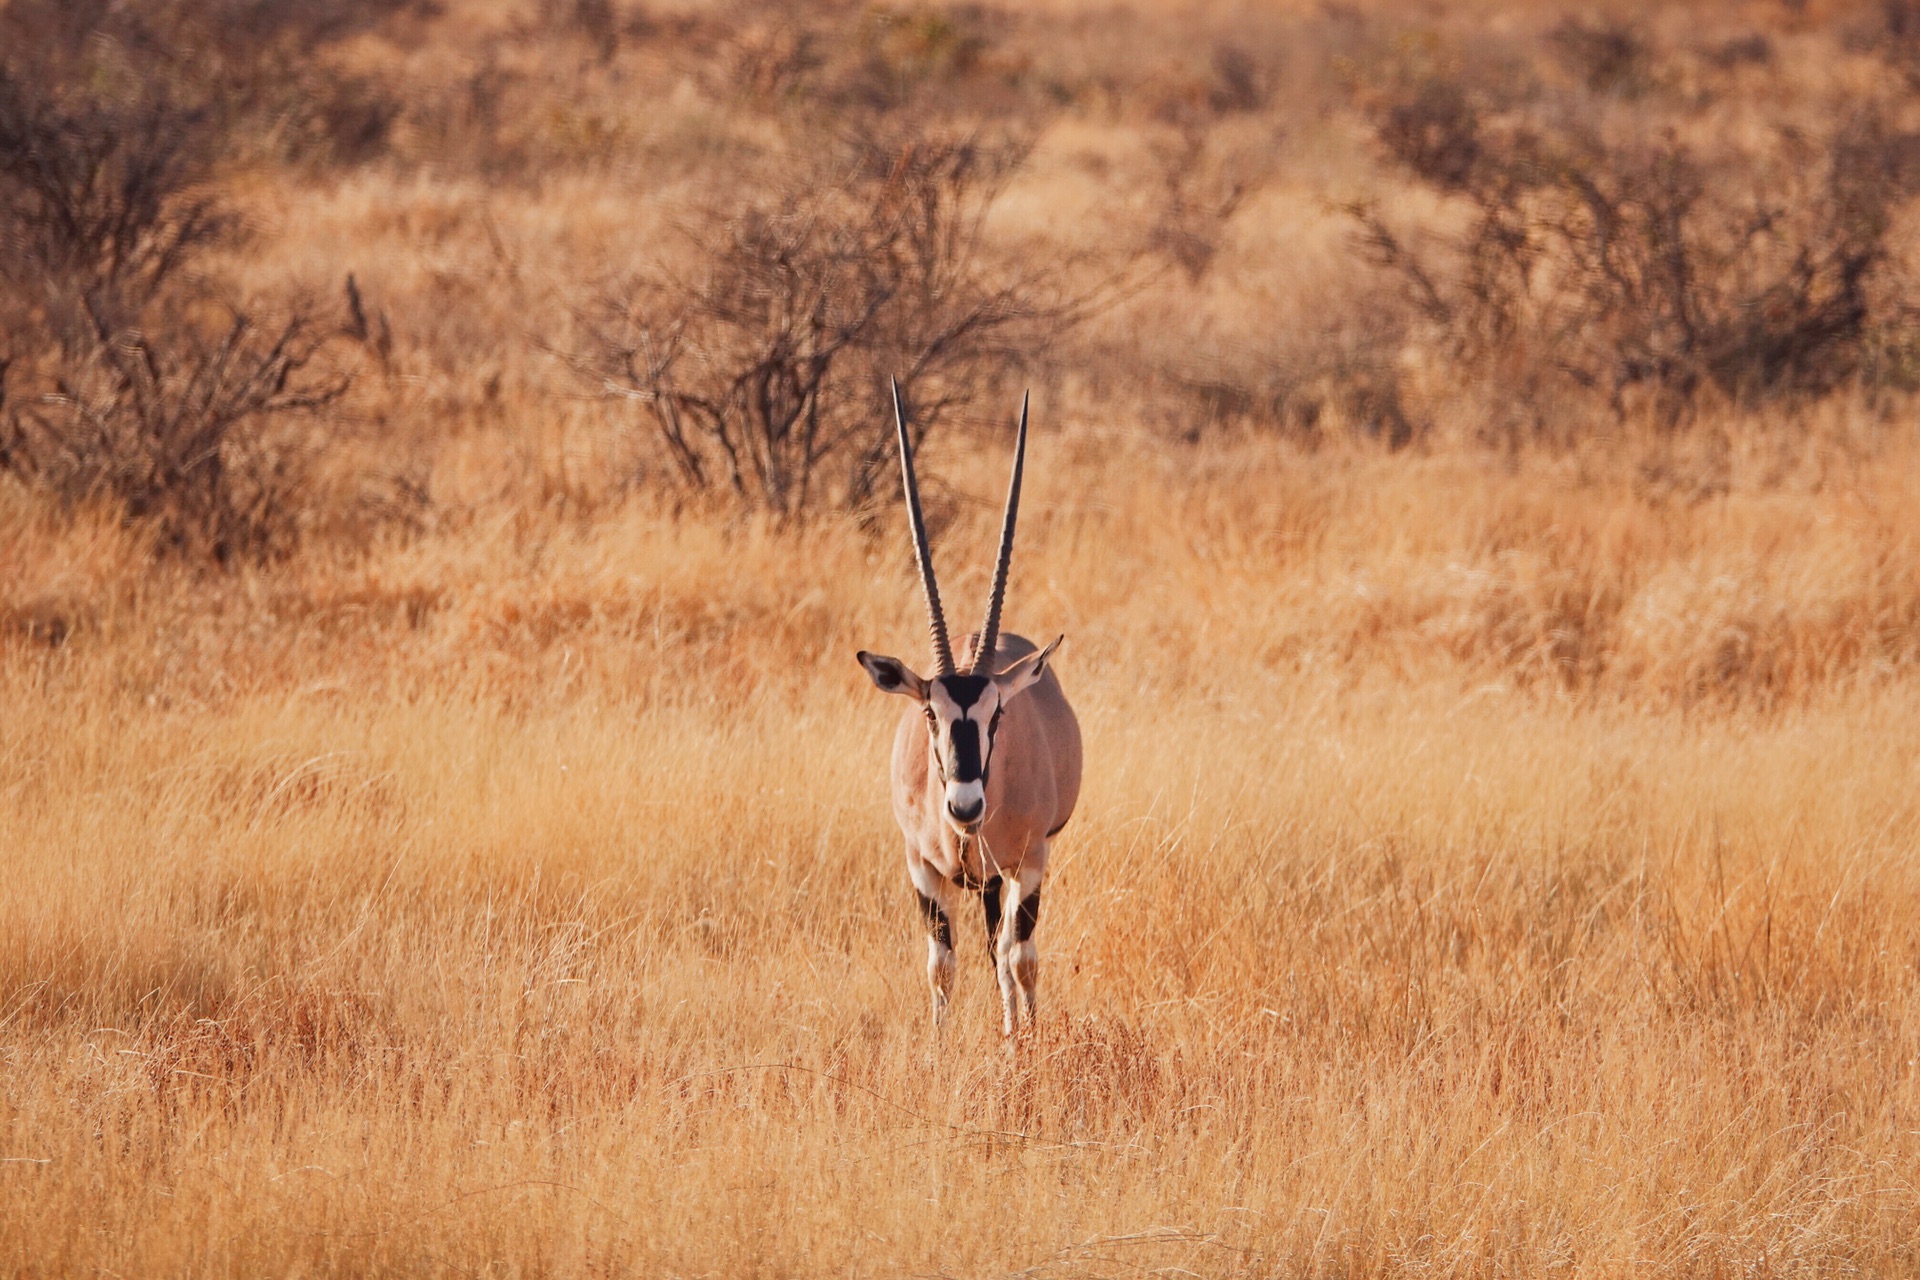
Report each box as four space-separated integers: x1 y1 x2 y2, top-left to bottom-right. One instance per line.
4 0 1918 558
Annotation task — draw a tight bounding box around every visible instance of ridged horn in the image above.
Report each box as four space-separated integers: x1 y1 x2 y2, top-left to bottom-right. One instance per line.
892 377 956 675
972 390 1028 674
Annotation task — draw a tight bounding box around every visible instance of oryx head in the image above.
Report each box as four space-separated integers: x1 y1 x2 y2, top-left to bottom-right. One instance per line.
857 380 1064 835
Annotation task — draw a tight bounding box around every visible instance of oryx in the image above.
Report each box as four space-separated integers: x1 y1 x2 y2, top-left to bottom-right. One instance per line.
857 381 1083 1037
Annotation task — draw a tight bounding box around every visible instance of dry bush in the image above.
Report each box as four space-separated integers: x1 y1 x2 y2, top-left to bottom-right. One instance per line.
1 308 347 562
710 2 1005 118
678 1 1328 133
576 132 1090 514
0 58 355 559
1147 122 1265 283
1357 50 1920 434
1546 17 1652 96
0 78 229 342
1119 293 1416 448
1861 0 1920 87
0 0 422 168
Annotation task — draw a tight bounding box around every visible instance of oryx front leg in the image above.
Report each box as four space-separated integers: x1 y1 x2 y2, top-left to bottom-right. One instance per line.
996 862 1045 1038
908 857 958 1028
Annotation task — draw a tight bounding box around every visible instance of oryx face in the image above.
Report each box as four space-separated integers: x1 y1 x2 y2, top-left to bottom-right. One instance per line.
860 644 1059 836
856 650 1059 832
924 676 999 829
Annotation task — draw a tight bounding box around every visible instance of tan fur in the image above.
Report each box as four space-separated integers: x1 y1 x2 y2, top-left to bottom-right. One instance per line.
865 630 1082 1036
888 632 1082 890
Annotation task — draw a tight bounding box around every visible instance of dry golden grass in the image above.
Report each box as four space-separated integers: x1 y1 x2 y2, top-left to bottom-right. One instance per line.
5 415 1920 1276
6 0 1920 1273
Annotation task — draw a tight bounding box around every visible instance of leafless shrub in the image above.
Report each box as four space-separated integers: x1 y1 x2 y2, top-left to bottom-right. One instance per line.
1 307 346 560
0 77 230 344
1206 45 1270 114
1148 123 1263 282
1548 18 1651 96
575 133 1091 515
1374 79 1483 194
1274 328 1413 448
299 76 404 168
1704 32 1773 70
0 67 352 559
851 7 990 112
1357 73 1920 432
702 2 1014 121
0 0 421 169
1862 1 1920 88
1146 296 1414 448
563 0 622 63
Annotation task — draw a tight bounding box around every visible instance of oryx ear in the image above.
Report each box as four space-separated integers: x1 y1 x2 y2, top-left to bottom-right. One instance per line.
992 634 1063 699
857 651 928 699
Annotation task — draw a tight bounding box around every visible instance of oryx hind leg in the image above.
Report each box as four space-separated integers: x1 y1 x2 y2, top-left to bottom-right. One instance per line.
908 856 958 1027
996 860 1045 1038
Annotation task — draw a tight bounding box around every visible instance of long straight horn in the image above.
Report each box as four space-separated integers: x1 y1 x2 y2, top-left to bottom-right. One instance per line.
972 390 1029 674
893 378 956 675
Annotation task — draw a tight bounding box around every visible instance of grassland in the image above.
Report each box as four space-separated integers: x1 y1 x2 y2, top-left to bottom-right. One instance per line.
5 417 1920 1275
6 0 1920 1275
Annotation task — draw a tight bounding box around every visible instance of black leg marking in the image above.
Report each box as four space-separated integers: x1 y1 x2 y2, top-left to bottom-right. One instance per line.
917 892 952 950
1015 888 1041 942
982 876 1004 963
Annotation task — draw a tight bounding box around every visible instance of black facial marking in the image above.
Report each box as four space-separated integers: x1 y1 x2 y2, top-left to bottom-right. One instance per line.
947 718 983 783
982 876 1004 963
936 674 992 709
929 676 999 786
917 891 952 950
1015 888 1041 942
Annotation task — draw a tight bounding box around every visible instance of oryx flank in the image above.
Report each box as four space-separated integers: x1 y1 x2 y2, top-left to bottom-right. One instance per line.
857 381 1083 1038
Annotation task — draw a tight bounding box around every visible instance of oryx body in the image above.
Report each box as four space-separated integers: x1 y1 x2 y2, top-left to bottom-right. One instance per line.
858 384 1082 1037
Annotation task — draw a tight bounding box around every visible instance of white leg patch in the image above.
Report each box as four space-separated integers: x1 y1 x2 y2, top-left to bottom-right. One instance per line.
928 936 955 1027
1009 939 1038 1030
999 865 1045 1037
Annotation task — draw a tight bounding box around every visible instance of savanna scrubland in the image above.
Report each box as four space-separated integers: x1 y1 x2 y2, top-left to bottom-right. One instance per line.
6 0 1920 1275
